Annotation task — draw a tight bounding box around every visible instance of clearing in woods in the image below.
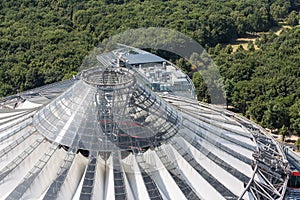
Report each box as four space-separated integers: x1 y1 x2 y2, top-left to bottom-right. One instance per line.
230 23 296 52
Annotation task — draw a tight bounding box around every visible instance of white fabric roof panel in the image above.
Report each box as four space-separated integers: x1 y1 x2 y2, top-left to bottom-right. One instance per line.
0 47 289 200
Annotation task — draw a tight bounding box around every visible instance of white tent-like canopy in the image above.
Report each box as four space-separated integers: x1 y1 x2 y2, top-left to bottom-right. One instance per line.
0 47 289 200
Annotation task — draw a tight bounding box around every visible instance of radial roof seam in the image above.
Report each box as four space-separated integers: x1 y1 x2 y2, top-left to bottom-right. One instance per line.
0 46 291 200
0 121 34 143
179 120 253 165
155 145 202 200
180 136 247 197
0 110 32 121
0 113 34 133
189 139 251 182
0 137 44 182
164 97 252 138
43 153 75 200
181 111 255 149
5 144 58 200
172 139 239 199
79 156 98 199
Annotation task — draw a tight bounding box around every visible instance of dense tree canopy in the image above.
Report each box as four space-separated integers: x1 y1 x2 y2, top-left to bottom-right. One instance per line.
213 27 300 134
0 0 299 134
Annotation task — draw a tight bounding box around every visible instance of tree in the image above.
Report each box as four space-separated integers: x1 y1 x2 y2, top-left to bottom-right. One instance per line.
279 125 289 142
175 58 192 74
0 0 299 135
247 41 255 51
224 45 233 54
270 0 291 20
192 72 210 102
248 97 267 123
236 45 245 52
0 83 13 98
262 99 290 129
286 11 299 26
232 81 249 115
214 43 222 55
295 138 300 151
224 79 234 109
25 67 44 90
203 12 237 46
290 99 300 135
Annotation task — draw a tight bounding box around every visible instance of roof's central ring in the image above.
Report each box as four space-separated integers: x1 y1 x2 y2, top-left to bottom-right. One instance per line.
81 67 136 89
33 65 182 152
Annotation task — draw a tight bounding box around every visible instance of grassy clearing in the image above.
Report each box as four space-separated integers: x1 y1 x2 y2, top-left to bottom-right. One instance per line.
229 22 297 52
230 35 259 52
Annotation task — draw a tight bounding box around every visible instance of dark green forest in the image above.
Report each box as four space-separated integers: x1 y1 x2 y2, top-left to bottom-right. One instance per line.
213 29 300 135
0 0 299 134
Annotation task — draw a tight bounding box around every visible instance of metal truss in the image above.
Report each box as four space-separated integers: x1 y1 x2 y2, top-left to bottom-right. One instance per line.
236 117 289 200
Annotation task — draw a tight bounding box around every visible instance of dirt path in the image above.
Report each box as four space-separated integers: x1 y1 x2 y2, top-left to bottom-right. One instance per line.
230 24 293 52
231 37 259 52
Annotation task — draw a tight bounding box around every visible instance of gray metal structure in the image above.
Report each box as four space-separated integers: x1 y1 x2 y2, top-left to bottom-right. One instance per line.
0 47 290 200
